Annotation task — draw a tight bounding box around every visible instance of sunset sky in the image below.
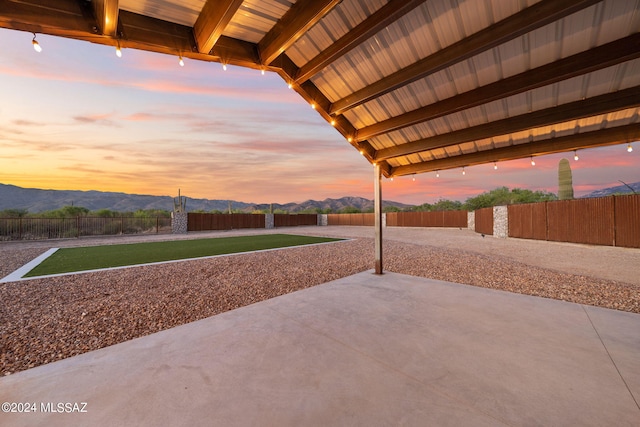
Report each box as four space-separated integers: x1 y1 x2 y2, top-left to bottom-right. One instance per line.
1 28 638 206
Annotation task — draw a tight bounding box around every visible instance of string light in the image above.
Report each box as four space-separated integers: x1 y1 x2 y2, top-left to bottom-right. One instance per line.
494 162 498 170
436 171 440 178
412 174 416 182
31 33 42 53
115 40 122 58
311 103 316 110
628 143 633 153
462 167 466 175
222 63 227 71
530 157 535 166
288 82 293 89
179 56 184 67
347 136 353 143
330 119 336 126
574 150 579 161
261 68 265 75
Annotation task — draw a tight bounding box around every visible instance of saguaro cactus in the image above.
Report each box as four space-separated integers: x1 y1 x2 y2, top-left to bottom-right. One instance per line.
558 158 574 200
173 189 187 212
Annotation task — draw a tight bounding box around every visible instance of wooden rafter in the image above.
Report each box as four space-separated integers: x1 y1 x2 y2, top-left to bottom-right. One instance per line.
329 0 602 116
294 0 427 84
193 0 243 54
91 0 119 37
356 33 640 141
391 124 640 176
258 0 340 66
374 86 640 161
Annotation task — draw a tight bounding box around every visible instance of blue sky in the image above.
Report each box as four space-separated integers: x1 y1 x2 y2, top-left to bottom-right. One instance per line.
1 28 638 205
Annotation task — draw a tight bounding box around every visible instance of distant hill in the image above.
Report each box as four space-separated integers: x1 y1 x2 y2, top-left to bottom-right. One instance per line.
0 184 411 214
581 181 640 198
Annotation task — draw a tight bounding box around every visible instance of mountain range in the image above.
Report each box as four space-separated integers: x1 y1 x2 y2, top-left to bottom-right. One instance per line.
0 184 411 213
0 181 637 214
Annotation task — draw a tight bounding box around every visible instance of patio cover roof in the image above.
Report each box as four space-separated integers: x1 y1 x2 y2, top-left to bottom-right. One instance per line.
1 0 639 178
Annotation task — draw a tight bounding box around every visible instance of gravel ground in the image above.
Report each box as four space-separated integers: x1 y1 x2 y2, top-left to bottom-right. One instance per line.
1 231 639 376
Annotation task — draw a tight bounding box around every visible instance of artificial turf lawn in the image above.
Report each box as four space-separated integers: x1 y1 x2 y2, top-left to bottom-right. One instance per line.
24 234 342 277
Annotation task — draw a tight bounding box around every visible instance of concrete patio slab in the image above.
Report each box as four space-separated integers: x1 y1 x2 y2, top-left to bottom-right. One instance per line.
1 271 638 426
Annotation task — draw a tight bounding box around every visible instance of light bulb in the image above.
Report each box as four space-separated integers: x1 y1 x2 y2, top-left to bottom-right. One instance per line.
494 162 498 170
347 137 353 143
628 144 633 153
179 56 184 67
436 171 440 178
32 34 42 53
261 69 265 75
311 103 316 110
115 41 122 57
530 157 535 166
288 82 293 89
330 120 336 126
574 151 579 161
462 167 466 175
412 175 416 182
222 63 227 71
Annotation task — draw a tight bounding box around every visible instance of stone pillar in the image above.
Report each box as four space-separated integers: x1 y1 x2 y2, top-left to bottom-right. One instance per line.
318 214 328 226
265 214 274 229
171 211 188 234
468 211 475 230
493 205 508 238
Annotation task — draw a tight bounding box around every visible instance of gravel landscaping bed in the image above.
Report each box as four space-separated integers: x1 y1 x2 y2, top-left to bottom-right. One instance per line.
1 237 638 376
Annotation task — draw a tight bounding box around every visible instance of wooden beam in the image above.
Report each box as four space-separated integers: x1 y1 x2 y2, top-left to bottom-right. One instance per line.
193 0 243 54
374 163 383 274
356 33 640 141
258 0 340 66
91 0 119 37
374 86 640 161
391 124 640 176
0 0 99 36
329 0 602 115
295 0 427 84
0 2 262 69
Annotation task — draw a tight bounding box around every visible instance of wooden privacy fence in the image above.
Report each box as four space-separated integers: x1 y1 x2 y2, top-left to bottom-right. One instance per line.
187 213 264 231
0 216 171 241
474 207 494 235
508 194 640 248
274 214 317 227
327 213 374 226
328 211 467 227
386 211 467 227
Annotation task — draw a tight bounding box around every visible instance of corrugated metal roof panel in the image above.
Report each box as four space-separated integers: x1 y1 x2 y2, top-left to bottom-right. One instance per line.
287 0 387 67
224 0 295 43
119 0 205 26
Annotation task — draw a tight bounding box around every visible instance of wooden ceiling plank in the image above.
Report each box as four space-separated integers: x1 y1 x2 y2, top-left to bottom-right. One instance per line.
193 0 244 54
329 0 602 116
356 33 640 141
258 0 341 66
295 0 427 84
391 124 640 176
91 0 119 37
375 86 640 161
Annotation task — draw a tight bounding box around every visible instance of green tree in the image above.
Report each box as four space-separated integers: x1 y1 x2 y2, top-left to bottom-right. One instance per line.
0 208 28 217
462 187 556 210
339 206 361 213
